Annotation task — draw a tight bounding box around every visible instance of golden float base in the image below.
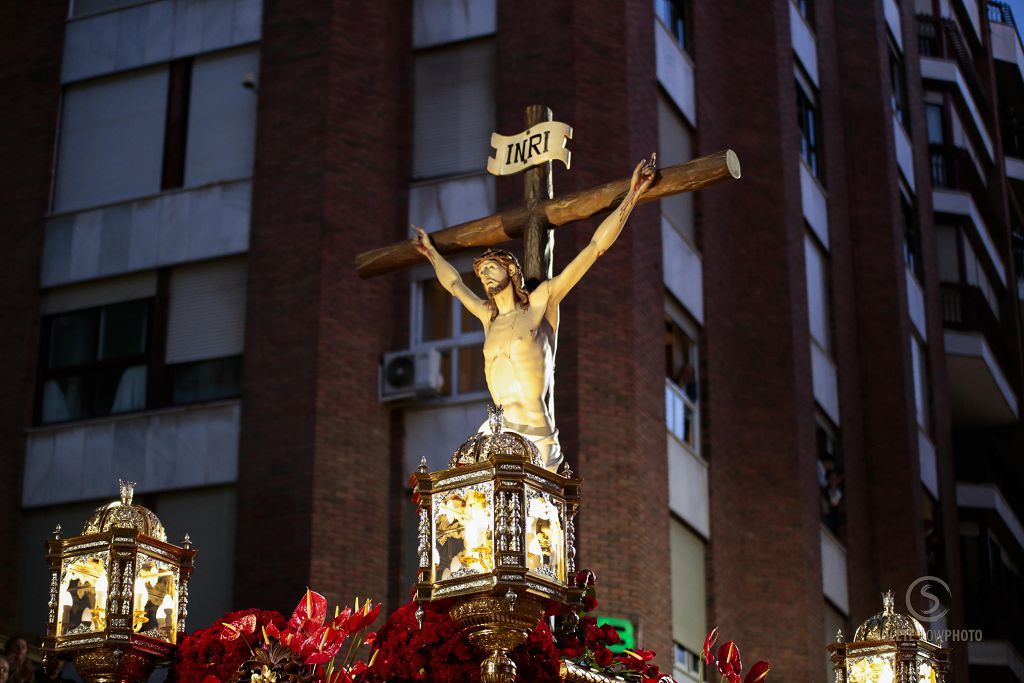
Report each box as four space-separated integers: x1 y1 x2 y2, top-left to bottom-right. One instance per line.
70 647 157 683
449 594 546 683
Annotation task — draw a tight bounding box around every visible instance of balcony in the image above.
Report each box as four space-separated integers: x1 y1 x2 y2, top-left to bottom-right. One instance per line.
957 481 1024 657
919 14 995 158
942 283 1019 426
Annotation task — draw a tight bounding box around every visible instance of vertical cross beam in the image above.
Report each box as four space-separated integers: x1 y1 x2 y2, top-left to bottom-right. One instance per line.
522 105 554 288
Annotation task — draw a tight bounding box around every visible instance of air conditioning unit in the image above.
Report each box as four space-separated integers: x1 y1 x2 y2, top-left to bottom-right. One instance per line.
379 348 444 401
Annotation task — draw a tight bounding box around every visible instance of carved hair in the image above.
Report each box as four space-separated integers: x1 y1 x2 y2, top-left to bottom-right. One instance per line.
473 248 530 321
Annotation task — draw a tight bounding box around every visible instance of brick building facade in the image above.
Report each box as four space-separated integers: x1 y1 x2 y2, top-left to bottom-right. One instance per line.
2 1 1023 681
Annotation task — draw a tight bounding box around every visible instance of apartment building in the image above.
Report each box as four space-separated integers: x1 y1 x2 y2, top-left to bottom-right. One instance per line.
2 1 1022 681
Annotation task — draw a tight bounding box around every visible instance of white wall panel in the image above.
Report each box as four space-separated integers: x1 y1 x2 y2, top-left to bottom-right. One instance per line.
662 219 704 324
906 268 928 341
658 96 696 244
54 66 168 212
404 401 490 472
62 0 262 83
185 47 260 186
919 431 939 498
800 162 829 248
42 272 157 315
820 528 849 613
166 257 247 363
413 0 495 48
884 0 904 49
811 342 841 425
43 180 251 287
655 20 696 126
409 174 495 230
667 435 709 538
22 402 241 507
790 2 819 86
893 116 916 191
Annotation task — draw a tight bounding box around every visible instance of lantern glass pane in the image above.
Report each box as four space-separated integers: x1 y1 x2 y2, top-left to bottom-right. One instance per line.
525 485 565 583
132 555 179 642
848 655 896 683
919 661 937 683
57 551 110 636
431 482 494 581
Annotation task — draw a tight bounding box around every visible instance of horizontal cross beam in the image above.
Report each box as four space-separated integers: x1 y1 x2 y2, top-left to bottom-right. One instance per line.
355 149 740 279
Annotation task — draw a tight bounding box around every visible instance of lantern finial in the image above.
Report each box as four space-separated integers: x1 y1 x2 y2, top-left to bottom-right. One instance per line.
118 479 136 506
183 533 192 549
488 404 505 434
882 590 895 615
53 524 62 539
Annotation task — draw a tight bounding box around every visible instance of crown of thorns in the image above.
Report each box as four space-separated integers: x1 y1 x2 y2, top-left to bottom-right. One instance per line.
472 249 524 281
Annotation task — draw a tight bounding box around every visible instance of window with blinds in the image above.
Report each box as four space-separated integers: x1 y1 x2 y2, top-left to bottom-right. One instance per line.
166 258 247 364
670 518 706 670
412 40 496 180
657 95 696 246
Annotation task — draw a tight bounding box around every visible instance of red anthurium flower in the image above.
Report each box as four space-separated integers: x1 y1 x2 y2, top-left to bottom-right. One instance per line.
341 599 381 634
288 589 329 637
744 660 771 683
717 641 743 679
220 614 257 641
617 649 656 672
703 627 719 664
330 607 353 633
363 631 377 646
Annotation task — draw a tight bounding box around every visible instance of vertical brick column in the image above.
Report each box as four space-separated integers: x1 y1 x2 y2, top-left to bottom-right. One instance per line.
832 0 933 612
497 0 672 663
696 2 826 680
236 1 410 613
0 2 66 622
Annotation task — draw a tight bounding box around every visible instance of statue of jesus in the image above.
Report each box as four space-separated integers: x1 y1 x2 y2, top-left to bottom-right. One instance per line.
413 156 656 471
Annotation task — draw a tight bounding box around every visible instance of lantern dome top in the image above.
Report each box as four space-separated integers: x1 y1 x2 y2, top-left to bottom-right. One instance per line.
450 406 543 468
82 480 167 542
854 591 927 641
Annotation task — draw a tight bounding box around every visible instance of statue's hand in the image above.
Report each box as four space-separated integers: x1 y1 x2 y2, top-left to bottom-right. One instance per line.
411 225 436 258
631 153 657 194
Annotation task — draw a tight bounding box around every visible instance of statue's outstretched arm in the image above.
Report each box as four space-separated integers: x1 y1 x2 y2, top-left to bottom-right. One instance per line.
412 226 490 322
544 156 656 304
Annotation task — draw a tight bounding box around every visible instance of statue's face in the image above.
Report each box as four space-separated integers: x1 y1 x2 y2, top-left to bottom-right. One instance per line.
476 259 511 297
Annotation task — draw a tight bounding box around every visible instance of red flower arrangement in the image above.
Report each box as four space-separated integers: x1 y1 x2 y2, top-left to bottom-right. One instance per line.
172 591 380 683
173 608 285 683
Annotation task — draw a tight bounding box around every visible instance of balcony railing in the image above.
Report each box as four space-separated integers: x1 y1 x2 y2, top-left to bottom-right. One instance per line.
988 0 1017 27
929 143 992 215
941 282 1016 388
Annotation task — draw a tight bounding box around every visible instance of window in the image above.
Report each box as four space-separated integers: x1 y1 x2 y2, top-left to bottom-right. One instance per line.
910 334 931 434
797 0 815 23
412 271 487 398
670 518 706 679
901 191 924 280
926 103 946 145
53 47 258 212
654 0 692 53
890 47 910 129
413 41 496 180
804 234 831 352
39 300 151 423
673 642 701 682
665 314 699 451
36 258 247 424
796 82 821 178
816 417 843 536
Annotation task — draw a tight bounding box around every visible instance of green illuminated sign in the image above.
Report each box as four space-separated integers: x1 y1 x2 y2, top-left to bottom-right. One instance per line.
596 616 635 653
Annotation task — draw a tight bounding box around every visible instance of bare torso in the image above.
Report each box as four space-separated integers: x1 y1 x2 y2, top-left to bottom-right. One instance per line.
481 289 556 432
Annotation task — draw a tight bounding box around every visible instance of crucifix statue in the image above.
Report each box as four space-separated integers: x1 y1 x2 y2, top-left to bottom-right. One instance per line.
356 106 740 472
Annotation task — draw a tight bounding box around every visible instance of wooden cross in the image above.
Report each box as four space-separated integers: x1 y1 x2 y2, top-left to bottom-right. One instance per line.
354 106 740 280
